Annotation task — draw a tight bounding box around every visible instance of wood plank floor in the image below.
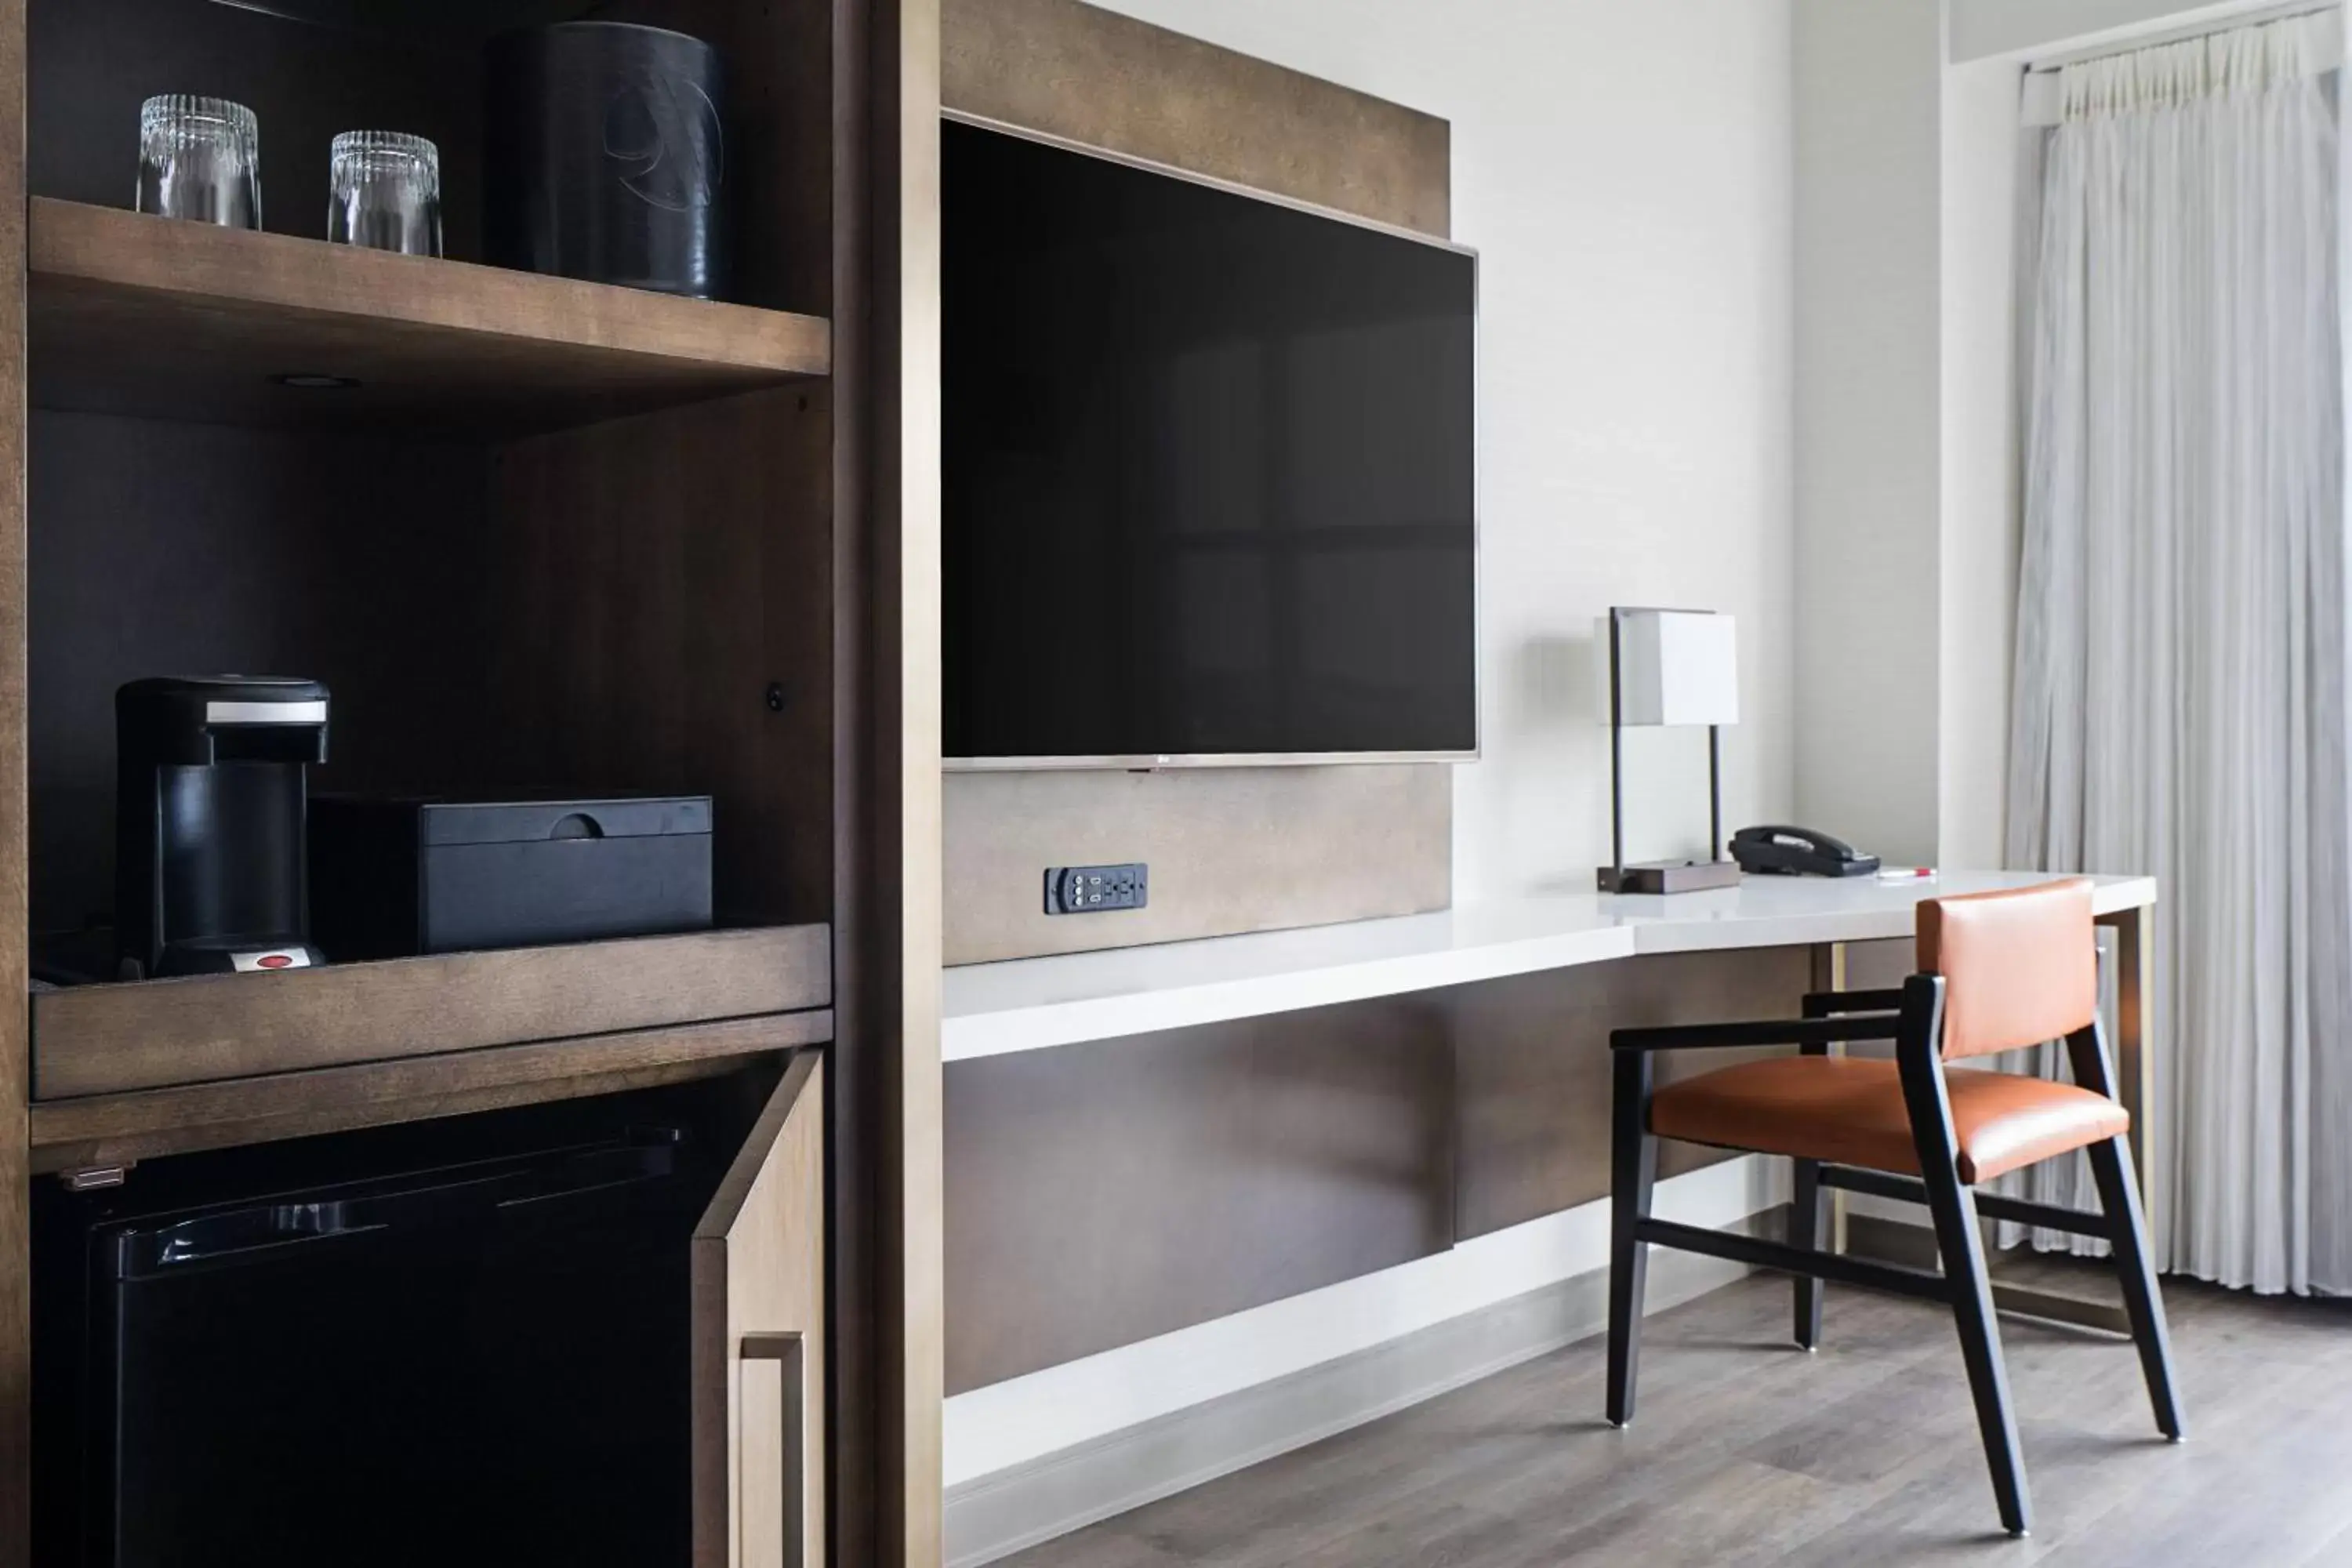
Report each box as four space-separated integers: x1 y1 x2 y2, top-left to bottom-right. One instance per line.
1001 1258 2352 1566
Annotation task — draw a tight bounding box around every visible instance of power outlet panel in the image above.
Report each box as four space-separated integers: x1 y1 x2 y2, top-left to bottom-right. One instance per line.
1044 862 1149 915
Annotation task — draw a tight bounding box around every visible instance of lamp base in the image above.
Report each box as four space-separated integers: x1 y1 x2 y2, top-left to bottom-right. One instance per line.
1596 858 1742 895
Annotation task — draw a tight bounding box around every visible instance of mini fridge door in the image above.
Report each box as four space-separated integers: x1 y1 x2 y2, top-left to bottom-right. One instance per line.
691 1050 826 1568
89 1133 695 1568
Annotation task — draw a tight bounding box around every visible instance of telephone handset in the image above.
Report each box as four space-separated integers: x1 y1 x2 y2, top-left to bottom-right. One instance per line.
1729 824 1881 878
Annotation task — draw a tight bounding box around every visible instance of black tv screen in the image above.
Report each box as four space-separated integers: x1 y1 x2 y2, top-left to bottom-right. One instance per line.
943 118 1478 764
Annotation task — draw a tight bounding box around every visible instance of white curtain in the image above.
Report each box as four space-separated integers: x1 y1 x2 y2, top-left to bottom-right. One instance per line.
2007 13 2352 1294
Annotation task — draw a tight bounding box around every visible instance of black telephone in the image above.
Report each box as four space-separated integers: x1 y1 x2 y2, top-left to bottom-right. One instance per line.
1730 825 1880 878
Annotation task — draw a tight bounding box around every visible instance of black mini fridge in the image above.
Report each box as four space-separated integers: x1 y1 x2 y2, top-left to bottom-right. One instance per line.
33 1083 757 1567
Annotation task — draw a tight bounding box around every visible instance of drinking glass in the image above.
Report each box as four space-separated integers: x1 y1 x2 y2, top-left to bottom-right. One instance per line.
137 95 261 227
328 131 441 257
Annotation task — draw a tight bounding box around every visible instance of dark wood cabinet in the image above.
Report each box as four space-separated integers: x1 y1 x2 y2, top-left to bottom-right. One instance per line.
0 0 940 1559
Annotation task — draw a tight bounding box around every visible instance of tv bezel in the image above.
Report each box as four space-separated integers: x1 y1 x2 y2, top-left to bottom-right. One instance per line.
940 109 1482 772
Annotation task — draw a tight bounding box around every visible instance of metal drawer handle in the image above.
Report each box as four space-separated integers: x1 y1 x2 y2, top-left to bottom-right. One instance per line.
742 1331 805 1568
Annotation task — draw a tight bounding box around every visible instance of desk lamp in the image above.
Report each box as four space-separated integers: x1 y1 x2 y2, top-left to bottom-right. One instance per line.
1597 607 1741 894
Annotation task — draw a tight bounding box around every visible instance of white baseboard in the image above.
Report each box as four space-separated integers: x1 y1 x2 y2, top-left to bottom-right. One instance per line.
942 1208 1779 1568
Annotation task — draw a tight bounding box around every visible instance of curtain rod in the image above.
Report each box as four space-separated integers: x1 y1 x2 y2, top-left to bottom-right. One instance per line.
2025 0 2339 74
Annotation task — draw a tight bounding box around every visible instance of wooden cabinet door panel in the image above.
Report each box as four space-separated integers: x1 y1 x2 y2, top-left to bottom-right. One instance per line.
694 1051 826 1567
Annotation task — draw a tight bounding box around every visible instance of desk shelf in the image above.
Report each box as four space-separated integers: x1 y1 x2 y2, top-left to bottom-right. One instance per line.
942 876 2162 1060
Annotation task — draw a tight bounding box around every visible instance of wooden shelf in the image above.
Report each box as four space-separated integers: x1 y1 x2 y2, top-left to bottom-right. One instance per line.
31 924 832 1102
28 198 833 431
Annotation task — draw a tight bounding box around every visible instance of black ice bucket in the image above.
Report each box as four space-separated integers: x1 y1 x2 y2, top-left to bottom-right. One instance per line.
485 21 730 299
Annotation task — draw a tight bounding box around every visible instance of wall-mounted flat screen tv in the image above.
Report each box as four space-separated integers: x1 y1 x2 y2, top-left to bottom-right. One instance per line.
942 114 1479 768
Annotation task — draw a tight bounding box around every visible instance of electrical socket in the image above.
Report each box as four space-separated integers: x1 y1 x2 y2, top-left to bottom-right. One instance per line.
1044 862 1148 915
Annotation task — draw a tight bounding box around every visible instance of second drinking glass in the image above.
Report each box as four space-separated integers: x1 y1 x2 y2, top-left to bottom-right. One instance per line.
328 131 441 257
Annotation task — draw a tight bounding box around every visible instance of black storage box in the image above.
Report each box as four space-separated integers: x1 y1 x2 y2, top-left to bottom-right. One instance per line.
310 794 713 960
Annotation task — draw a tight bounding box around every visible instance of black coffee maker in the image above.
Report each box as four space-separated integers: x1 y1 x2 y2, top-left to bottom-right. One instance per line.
116 677 329 978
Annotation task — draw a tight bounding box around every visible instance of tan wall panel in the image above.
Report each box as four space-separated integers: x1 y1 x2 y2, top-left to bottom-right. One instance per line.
942 0 1450 238
1450 946 1817 1239
938 0 1456 966
1842 936 1912 989
943 764 1450 964
945 996 1453 1392
946 945 1835 1389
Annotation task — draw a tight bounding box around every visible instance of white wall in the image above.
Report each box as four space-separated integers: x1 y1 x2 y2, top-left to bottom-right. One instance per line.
1937 53 2028 870
1792 0 1944 867
945 0 1798 1490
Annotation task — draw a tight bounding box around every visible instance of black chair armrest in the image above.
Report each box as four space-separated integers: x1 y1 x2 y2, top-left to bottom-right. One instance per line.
1610 1014 1900 1052
1801 988 1905 1015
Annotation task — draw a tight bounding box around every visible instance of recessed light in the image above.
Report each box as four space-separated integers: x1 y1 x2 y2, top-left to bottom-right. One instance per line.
273 372 360 390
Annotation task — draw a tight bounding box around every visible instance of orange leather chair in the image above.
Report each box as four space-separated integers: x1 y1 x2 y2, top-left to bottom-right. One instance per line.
1606 880 2180 1537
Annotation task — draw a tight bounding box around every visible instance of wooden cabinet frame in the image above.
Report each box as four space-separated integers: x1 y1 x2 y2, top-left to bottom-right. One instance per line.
0 2 31 1552
0 2 946 1565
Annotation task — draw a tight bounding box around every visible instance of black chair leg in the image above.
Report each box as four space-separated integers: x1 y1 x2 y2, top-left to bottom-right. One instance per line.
1606 1050 1656 1428
2086 1133 2184 1440
1790 1157 1825 1351
1896 988 2032 1540
2065 1019 2185 1443
1918 1153 2032 1536
1791 1002 1837 1354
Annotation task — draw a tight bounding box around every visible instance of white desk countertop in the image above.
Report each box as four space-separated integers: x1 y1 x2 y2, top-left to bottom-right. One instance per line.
940 872 2158 1062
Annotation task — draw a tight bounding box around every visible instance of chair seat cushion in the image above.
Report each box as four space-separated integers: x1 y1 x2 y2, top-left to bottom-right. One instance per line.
1647 1054 2129 1185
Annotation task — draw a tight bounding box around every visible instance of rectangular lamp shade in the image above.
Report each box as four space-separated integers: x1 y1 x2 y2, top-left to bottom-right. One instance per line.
1601 610 1739 728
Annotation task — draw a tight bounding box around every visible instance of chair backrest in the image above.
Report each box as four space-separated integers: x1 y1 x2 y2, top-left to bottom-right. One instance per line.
1915 879 2098 1060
